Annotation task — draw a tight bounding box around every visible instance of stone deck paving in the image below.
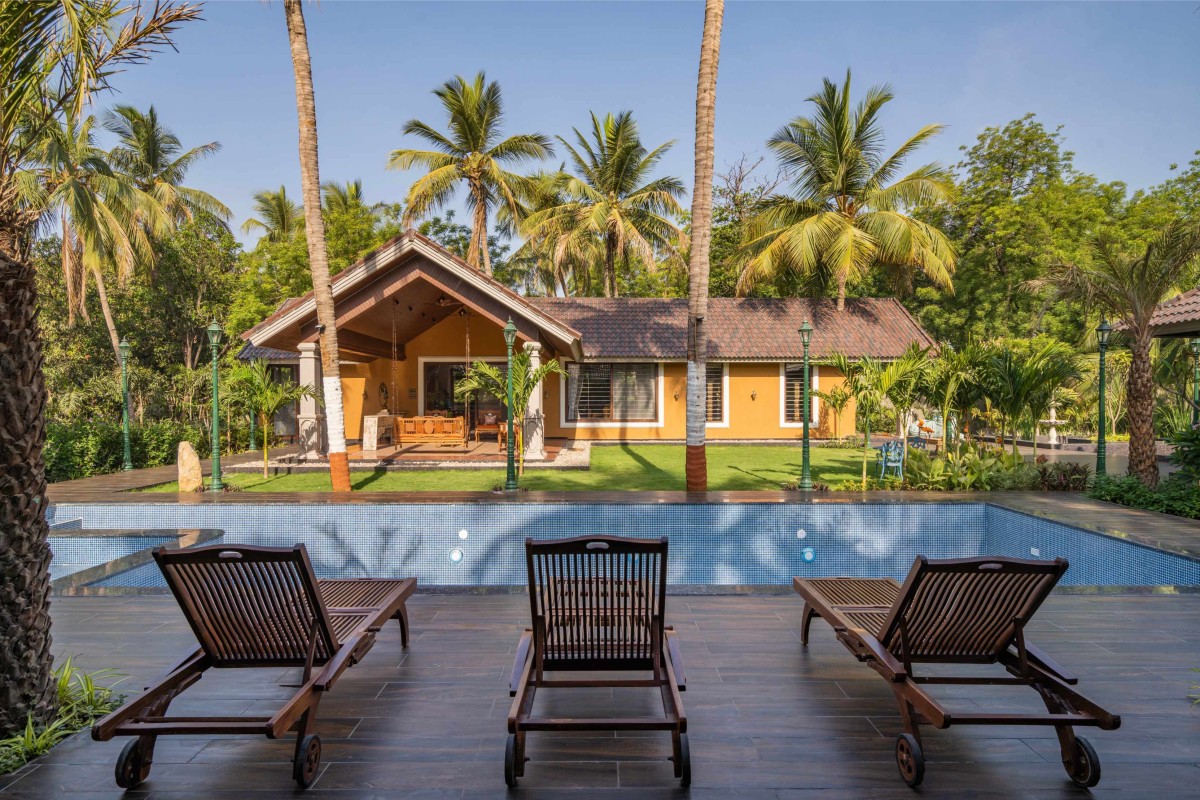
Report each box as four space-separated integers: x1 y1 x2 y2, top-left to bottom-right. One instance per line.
2 593 1199 799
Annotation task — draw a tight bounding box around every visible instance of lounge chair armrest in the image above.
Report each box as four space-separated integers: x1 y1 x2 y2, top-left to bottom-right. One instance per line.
315 632 375 691
510 628 533 696
836 628 907 681
664 627 686 691
1024 642 1078 685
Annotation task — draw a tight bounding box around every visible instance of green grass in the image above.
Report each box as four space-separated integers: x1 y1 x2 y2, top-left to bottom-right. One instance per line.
141 444 869 493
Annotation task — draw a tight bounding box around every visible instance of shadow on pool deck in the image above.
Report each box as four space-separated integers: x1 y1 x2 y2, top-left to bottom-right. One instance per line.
2 592 1199 799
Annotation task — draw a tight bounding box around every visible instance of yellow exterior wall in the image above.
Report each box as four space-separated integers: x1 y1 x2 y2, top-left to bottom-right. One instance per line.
336 315 859 442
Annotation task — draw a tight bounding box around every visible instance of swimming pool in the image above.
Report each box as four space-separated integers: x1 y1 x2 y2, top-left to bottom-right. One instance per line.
46 501 1200 591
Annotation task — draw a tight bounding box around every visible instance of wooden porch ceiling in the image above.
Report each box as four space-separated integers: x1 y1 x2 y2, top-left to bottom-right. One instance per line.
257 254 567 360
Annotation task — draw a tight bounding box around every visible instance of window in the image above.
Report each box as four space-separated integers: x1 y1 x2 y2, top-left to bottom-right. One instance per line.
705 364 724 423
567 363 657 422
783 363 817 424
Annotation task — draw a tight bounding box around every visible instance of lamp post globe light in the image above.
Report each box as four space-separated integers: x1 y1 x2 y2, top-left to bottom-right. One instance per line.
1190 338 1200 428
207 320 224 492
798 322 814 491
503 318 518 492
119 338 133 472
1095 320 1112 477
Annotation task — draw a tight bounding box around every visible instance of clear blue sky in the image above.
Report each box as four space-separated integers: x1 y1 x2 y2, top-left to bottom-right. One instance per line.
100 1 1200 245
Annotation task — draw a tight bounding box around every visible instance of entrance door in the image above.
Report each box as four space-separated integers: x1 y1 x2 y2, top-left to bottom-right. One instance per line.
423 361 508 433
269 364 299 443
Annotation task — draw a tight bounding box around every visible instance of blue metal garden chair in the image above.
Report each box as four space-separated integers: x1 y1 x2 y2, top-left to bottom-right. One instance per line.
878 440 904 479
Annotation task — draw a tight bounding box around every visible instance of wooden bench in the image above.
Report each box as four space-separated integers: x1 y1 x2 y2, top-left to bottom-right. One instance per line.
395 416 465 447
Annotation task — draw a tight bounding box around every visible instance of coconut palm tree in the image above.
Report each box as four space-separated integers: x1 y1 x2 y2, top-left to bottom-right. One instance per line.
283 0 351 492
321 178 367 215
522 112 684 297
738 71 956 309
388 72 552 275
0 0 201 736
454 352 565 475
230 359 316 478
1042 221 1200 485
685 0 725 492
29 115 169 359
241 185 303 243
102 104 229 226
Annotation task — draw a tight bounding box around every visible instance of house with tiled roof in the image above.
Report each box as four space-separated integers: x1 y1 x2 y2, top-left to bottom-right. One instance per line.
1144 287 1200 338
239 231 936 459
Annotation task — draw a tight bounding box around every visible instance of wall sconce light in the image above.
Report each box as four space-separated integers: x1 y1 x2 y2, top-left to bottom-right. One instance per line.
673 391 680 400
751 390 758 401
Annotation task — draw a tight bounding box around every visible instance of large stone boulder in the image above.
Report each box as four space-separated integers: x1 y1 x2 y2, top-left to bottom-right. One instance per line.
177 441 203 492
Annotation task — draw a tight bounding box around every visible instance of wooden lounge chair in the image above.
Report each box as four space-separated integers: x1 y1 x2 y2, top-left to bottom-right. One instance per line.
92 544 416 791
506 535 689 787
794 556 1119 789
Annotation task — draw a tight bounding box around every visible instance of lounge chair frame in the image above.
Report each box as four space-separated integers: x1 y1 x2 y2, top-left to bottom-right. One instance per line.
92 544 415 791
794 556 1120 789
506 535 689 787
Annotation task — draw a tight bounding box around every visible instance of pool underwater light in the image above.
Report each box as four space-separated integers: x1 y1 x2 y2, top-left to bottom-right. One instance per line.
458 529 469 540
449 548 464 564
796 529 807 539
801 548 815 563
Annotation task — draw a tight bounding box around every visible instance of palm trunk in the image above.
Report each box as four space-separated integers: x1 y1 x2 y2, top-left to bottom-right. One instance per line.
469 182 489 274
284 0 351 492
837 274 847 311
1127 330 1158 486
861 420 870 490
603 232 618 298
0 253 57 735
262 414 270 479
684 0 723 493
92 267 123 363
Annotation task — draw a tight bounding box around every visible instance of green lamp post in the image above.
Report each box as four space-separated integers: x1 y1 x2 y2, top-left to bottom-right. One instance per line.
207 320 224 492
1096 320 1112 477
1190 338 1200 428
503 318 519 492
798 321 814 491
119 338 133 472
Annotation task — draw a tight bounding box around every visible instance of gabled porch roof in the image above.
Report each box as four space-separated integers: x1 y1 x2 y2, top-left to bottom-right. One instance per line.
242 230 583 360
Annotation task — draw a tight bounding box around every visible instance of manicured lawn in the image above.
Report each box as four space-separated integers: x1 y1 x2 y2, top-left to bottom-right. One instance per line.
141 444 868 493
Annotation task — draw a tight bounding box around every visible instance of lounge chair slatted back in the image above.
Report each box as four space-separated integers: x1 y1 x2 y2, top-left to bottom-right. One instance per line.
155 545 337 667
879 556 1067 661
526 536 668 668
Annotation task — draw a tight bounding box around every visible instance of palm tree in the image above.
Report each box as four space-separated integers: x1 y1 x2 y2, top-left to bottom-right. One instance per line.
388 72 552 275
321 178 366 214
885 343 931 462
921 343 982 454
1042 221 1200 485
241 186 303 243
102 104 229 226
684 0 725 492
815 383 853 439
454 353 565 475
738 71 956 309
522 112 684 297
230 360 316 478
983 342 1080 457
0 0 201 737
29 115 169 360
1022 341 1081 459
831 353 925 489
283 0 351 493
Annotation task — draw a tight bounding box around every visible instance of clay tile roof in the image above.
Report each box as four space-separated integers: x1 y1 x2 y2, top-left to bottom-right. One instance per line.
525 297 935 360
1144 287 1200 336
236 343 298 362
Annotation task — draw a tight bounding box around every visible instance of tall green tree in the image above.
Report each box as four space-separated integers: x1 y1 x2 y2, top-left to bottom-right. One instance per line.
1042 222 1200 485
685 0 724 492
388 72 552 275
241 185 303 243
0 0 201 736
739 70 955 309
982 340 1081 457
521 111 684 297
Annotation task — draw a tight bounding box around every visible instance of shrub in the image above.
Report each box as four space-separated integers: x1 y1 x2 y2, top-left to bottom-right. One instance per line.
1170 427 1200 481
44 420 206 482
1089 474 1200 520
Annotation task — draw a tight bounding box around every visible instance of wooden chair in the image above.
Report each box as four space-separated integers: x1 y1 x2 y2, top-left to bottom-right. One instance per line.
92 545 416 791
506 535 689 787
794 556 1119 789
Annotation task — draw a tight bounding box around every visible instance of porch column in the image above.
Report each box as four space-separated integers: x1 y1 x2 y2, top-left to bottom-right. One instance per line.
297 342 327 460
523 341 546 461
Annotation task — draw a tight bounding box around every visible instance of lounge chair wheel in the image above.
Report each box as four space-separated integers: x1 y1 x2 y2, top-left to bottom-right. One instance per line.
114 739 148 789
504 733 519 787
678 733 691 787
894 733 925 788
293 733 321 790
1068 736 1101 788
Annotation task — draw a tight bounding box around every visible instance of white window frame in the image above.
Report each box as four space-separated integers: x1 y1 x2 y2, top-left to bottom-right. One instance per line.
705 362 730 429
779 362 819 428
558 361 665 428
